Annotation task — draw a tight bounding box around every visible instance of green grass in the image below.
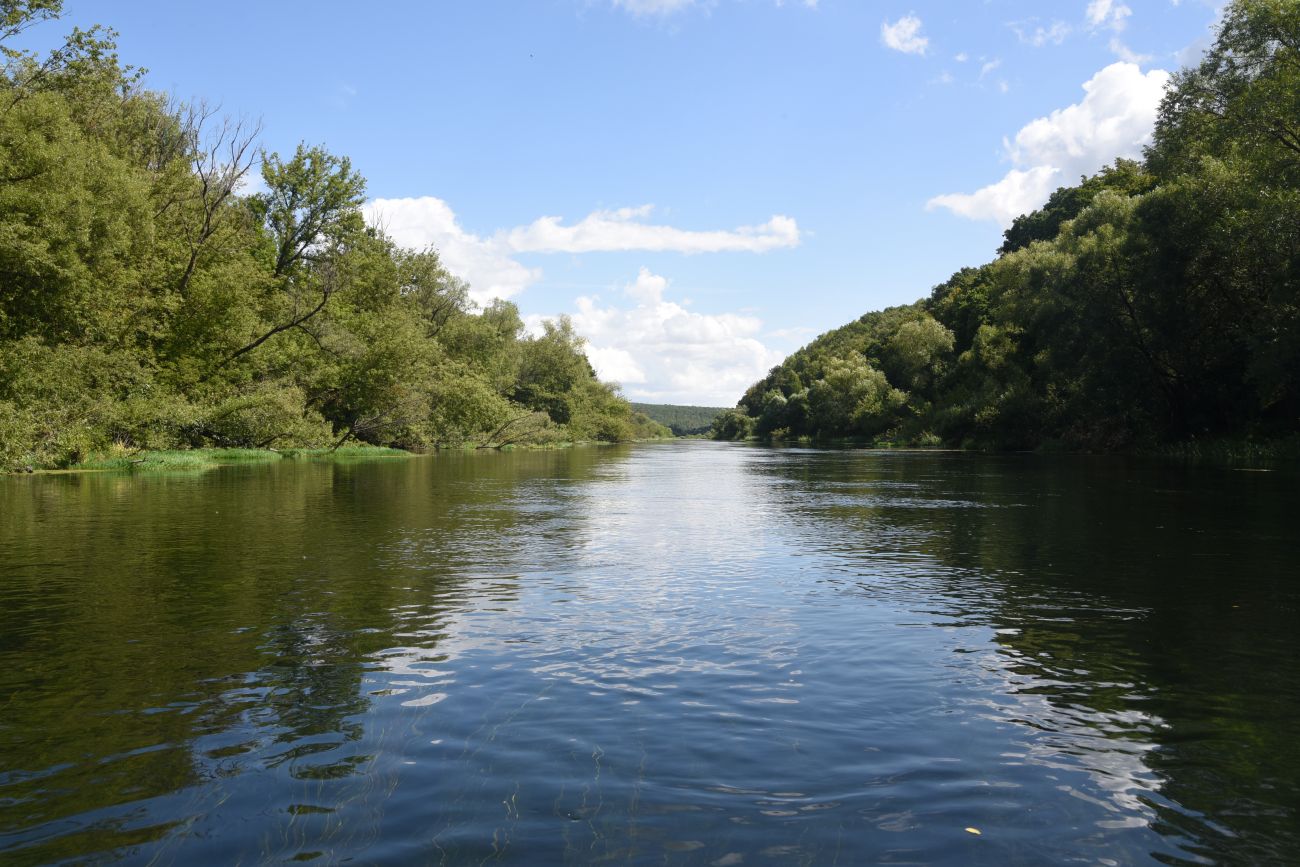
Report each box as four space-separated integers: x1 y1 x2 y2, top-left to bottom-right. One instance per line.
74 448 285 472
55 444 411 473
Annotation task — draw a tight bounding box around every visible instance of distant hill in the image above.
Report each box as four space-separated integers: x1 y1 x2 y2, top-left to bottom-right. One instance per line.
631 403 728 437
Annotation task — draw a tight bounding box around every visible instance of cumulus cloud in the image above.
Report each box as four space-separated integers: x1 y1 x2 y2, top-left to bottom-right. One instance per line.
366 196 541 305
1004 62 1167 170
502 205 800 254
881 15 928 55
531 267 785 405
927 61 1171 227
366 199 800 305
927 167 1061 227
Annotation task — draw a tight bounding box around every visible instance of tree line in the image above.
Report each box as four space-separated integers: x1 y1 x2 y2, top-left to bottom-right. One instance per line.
630 403 728 436
0 1 668 470
717 0 1298 454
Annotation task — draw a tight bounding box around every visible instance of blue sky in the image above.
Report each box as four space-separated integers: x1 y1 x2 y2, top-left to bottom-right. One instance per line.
25 0 1222 405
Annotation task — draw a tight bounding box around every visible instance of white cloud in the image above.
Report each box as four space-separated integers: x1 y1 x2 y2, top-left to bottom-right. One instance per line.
881 15 928 55
1084 0 1150 62
611 0 697 15
366 196 541 305
531 267 785 405
502 205 800 254
366 199 801 304
954 51 969 62
1012 20 1070 47
926 62 1171 227
928 167 1061 227
1086 0 1133 31
1005 62 1167 170
1108 37 1152 63
980 57 1002 79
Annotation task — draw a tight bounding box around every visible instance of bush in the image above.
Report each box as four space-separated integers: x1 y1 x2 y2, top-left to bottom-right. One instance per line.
192 382 331 448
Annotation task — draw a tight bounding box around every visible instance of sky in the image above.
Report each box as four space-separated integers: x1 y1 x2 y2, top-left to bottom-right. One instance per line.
23 0 1224 405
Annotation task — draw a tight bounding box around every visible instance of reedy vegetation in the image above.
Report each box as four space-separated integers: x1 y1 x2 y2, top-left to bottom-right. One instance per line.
0 2 668 471
720 0 1299 453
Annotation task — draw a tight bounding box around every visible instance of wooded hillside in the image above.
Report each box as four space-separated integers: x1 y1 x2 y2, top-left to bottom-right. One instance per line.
720 0 1299 453
0 2 667 470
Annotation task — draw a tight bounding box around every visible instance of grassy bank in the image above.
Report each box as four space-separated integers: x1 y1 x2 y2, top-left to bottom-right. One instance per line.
23 445 412 474
13 438 659 474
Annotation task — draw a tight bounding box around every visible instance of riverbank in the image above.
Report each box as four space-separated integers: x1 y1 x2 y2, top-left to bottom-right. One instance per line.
9 438 671 474
13 445 412 474
727 432 1300 467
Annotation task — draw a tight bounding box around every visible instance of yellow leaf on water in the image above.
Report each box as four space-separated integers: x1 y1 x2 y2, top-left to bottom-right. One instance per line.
965 827 982 836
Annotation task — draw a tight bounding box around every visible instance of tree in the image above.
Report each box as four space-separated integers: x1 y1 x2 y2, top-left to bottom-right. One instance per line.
1150 0 1300 179
513 316 595 423
220 144 366 366
998 159 1155 254
807 356 906 438
397 247 470 338
711 409 754 441
882 314 954 392
255 143 366 278
170 104 260 298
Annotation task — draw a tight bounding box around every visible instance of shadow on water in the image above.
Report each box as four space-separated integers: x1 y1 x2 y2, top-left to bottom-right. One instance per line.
0 449 626 864
745 447 1300 864
0 443 1296 864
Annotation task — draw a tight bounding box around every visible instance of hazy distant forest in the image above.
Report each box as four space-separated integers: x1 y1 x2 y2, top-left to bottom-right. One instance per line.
630 403 726 436
0 1 669 470
718 0 1299 454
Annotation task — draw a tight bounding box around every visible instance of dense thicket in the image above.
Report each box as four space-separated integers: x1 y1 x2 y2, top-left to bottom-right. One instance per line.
0 4 667 470
722 0 1299 452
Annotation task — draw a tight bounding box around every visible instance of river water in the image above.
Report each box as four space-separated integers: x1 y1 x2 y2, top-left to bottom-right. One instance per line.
1 442 1297 864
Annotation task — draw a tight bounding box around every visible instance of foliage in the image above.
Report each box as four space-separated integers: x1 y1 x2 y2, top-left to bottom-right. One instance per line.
710 409 754 441
0 11 648 471
630 403 727 436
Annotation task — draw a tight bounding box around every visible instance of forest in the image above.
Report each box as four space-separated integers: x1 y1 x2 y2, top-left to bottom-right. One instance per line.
0 2 668 471
718 0 1299 454
630 403 727 436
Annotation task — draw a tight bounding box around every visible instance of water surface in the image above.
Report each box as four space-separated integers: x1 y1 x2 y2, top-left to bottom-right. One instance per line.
1 443 1297 864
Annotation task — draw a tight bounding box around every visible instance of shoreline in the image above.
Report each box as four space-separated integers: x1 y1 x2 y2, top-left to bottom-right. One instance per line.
12 445 412 475
7 439 673 475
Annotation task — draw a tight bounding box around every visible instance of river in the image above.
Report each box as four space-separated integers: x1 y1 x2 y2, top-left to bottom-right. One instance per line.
1 442 1296 864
